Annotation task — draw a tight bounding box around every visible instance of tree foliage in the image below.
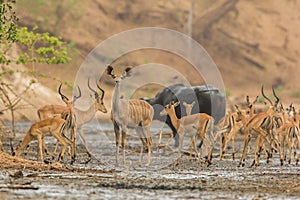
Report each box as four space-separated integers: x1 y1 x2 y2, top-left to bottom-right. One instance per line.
0 1 72 137
16 26 71 66
0 0 18 65
0 0 71 67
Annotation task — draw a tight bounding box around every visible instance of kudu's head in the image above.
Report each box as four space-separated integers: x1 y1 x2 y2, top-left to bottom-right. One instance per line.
88 78 107 113
160 101 180 116
105 65 132 83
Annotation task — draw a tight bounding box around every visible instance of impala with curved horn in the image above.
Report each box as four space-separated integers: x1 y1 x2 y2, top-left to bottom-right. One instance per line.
237 86 279 167
219 95 258 160
58 83 78 163
35 81 107 160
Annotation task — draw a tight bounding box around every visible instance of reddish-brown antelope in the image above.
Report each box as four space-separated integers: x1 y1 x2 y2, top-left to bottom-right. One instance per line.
57 83 78 162
219 112 240 160
106 65 154 167
277 105 300 165
236 86 279 167
160 101 215 166
36 80 107 158
219 96 258 160
26 83 79 161
13 118 72 163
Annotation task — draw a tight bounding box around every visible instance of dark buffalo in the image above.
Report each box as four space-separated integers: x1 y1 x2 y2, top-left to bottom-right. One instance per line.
142 83 226 146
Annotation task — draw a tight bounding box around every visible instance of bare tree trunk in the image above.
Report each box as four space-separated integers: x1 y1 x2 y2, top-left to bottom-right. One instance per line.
188 0 194 59
0 84 16 137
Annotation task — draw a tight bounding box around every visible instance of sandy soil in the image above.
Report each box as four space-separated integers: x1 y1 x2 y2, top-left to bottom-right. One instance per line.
0 122 300 199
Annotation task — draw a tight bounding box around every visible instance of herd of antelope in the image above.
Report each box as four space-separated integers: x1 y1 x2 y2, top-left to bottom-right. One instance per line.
220 86 300 167
11 65 300 168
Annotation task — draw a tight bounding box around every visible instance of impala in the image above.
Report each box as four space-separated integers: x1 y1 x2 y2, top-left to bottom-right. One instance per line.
106 65 154 167
219 96 258 160
236 86 279 167
281 122 300 165
36 80 107 158
160 101 215 166
28 83 80 160
219 112 240 160
58 83 78 162
246 95 259 118
13 118 72 163
277 105 300 165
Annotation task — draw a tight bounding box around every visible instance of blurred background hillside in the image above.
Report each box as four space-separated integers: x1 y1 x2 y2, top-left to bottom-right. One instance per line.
2 0 300 121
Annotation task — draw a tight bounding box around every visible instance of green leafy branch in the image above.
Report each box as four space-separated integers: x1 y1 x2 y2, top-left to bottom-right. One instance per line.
16 26 71 67
0 1 71 67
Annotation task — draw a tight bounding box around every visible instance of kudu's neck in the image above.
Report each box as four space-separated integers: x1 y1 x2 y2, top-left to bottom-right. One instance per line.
112 81 121 112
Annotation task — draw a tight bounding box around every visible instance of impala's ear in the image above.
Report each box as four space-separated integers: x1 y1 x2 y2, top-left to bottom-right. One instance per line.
246 95 250 104
106 65 114 75
254 96 259 103
182 101 187 106
191 101 195 106
174 101 180 107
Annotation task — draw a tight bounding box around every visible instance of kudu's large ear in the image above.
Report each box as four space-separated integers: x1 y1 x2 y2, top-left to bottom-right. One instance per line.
106 65 114 75
124 67 132 77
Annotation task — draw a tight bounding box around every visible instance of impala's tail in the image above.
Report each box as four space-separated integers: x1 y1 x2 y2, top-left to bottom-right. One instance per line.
60 121 73 144
10 138 15 156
